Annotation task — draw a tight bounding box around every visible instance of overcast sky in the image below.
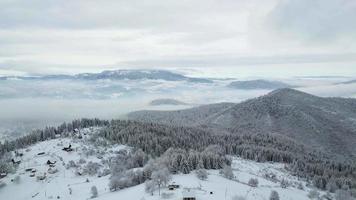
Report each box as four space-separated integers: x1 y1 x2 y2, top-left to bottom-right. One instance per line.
0 0 356 77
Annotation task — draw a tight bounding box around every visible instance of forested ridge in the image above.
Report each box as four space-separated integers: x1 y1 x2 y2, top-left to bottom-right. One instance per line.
99 120 356 191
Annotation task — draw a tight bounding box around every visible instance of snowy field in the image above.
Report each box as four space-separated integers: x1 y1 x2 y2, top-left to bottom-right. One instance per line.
0 128 326 200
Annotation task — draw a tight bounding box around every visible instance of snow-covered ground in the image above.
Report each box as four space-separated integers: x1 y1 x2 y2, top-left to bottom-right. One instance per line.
0 128 325 200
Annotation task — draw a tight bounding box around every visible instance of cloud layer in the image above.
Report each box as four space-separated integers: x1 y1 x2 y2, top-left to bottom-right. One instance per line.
0 0 355 76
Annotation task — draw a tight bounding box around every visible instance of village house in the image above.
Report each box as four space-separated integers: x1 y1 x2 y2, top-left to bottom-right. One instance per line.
182 190 196 200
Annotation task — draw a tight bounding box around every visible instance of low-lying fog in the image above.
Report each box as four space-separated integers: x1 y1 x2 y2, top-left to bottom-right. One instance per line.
1 76 356 140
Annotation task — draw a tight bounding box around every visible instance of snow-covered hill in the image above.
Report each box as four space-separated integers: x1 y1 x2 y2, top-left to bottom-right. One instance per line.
129 88 356 158
0 127 328 200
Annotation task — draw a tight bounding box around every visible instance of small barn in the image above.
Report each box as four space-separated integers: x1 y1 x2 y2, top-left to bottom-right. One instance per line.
182 190 196 200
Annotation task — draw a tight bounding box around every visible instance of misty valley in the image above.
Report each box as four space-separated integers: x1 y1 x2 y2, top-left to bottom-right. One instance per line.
0 70 356 200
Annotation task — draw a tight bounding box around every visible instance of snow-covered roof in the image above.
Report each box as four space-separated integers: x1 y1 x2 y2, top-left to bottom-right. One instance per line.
182 190 196 198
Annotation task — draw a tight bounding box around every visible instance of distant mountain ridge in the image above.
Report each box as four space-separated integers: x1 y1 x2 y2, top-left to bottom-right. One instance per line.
0 69 212 83
228 79 292 90
337 79 356 85
149 98 188 106
129 88 356 158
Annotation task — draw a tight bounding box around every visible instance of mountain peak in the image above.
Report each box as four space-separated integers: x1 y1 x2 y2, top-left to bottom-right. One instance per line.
266 88 314 98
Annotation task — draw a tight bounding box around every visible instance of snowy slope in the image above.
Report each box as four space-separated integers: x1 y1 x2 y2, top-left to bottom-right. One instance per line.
0 128 326 200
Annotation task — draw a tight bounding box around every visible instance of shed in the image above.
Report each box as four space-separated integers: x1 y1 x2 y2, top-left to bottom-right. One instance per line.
25 168 33 172
0 173 7 179
168 184 180 190
182 190 196 200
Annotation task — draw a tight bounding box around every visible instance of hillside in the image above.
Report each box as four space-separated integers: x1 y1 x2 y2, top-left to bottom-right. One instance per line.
0 129 325 200
1 119 355 199
129 102 235 127
129 88 356 158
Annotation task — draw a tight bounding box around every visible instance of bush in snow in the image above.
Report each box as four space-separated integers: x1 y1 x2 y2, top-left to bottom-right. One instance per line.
335 190 353 200
109 176 121 192
263 172 278 182
129 149 148 168
231 195 246 200
248 178 259 187
307 189 320 199
12 175 21 184
83 162 102 176
109 169 146 191
269 190 279 200
66 160 77 169
91 186 98 198
321 192 333 200
280 179 290 188
151 167 171 195
109 175 130 191
78 158 86 164
220 165 234 180
297 182 304 190
351 189 356 198
84 148 96 157
326 180 338 193
0 160 15 174
145 180 156 195
98 168 111 177
161 192 173 199
196 168 208 180
0 181 6 189
48 168 59 174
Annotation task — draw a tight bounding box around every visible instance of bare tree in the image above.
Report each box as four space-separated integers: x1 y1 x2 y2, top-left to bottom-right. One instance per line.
220 165 234 180
335 190 353 200
151 167 171 196
145 180 156 195
248 178 259 187
307 189 320 199
196 169 208 180
231 195 246 200
269 190 279 200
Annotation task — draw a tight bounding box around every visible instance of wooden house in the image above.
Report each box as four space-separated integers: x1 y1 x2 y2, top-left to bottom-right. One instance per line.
182 190 196 200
